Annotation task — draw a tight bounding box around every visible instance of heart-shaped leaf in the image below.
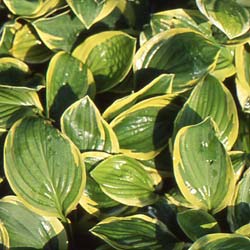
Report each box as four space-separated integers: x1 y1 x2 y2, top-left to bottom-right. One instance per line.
0 85 43 130
66 0 118 29
90 214 181 250
134 28 220 92
91 155 159 207
177 209 220 241
46 51 95 120
73 31 136 93
110 95 179 160
174 74 239 150
0 196 68 250
61 96 119 153
33 10 85 52
173 118 235 214
196 0 250 39
4 116 86 219
189 233 250 250
103 74 174 121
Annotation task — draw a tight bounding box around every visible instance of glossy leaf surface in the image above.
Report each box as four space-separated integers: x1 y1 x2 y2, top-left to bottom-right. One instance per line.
91 155 159 207
174 74 239 150
73 31 136 92
134 28 220 92
177 209 220 241
0 196 67 250
91 214 180 250
46 51 95 119
61 96 119 153
173 118 235 214
111 95 179 160
4 117 85 218
196 0 250 39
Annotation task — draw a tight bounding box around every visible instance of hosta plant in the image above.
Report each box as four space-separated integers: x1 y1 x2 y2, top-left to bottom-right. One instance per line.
0 0 250 249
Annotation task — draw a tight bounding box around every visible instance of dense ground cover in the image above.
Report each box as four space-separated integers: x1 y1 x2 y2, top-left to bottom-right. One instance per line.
0 0 250 249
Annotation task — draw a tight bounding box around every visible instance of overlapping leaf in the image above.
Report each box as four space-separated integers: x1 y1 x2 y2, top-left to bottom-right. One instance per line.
177 209 220 241
235 43 250 113
189 233 250 250
33 10 85 52
66 0 118 29
91 155 160 207
46 51 95 119
0 85 43 130
73 31 136 92
91 214 181 250
3 0 63 18
174 74 238 150
0 196 68 249
61 96 119 153
103 74 174 121
173 118 235 214
228 168 250 231
134 28 221 92
110 95 179 160
11 23 51 64
196 0 250 39
4 116 86 219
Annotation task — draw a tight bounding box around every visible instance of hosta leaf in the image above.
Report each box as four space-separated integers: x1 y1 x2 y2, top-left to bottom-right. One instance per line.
46 51 95 119
0 196 67 249
90 155 159 207
66 0 118 29
134 28 220 92
174 74 238 150
73 31 136 93
90 214 182 250
177 209 220 241
0 21 18 56
189 233 250 250
3 0 63 18
0 85 43 130
4 116 86 219
33 10 85 52
228 168 250 231
229 151 247 181
11 23 51 64
0 223 9 250
80 175 119 216
235 43 250 113
212 46 236 81
173 118 235 214
0 57 44 87
196 0 250 39
80 152 119 216
110 95 179 160
151 9 212 37
235 224 250 237
61 96 119 153
103 74 174 121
